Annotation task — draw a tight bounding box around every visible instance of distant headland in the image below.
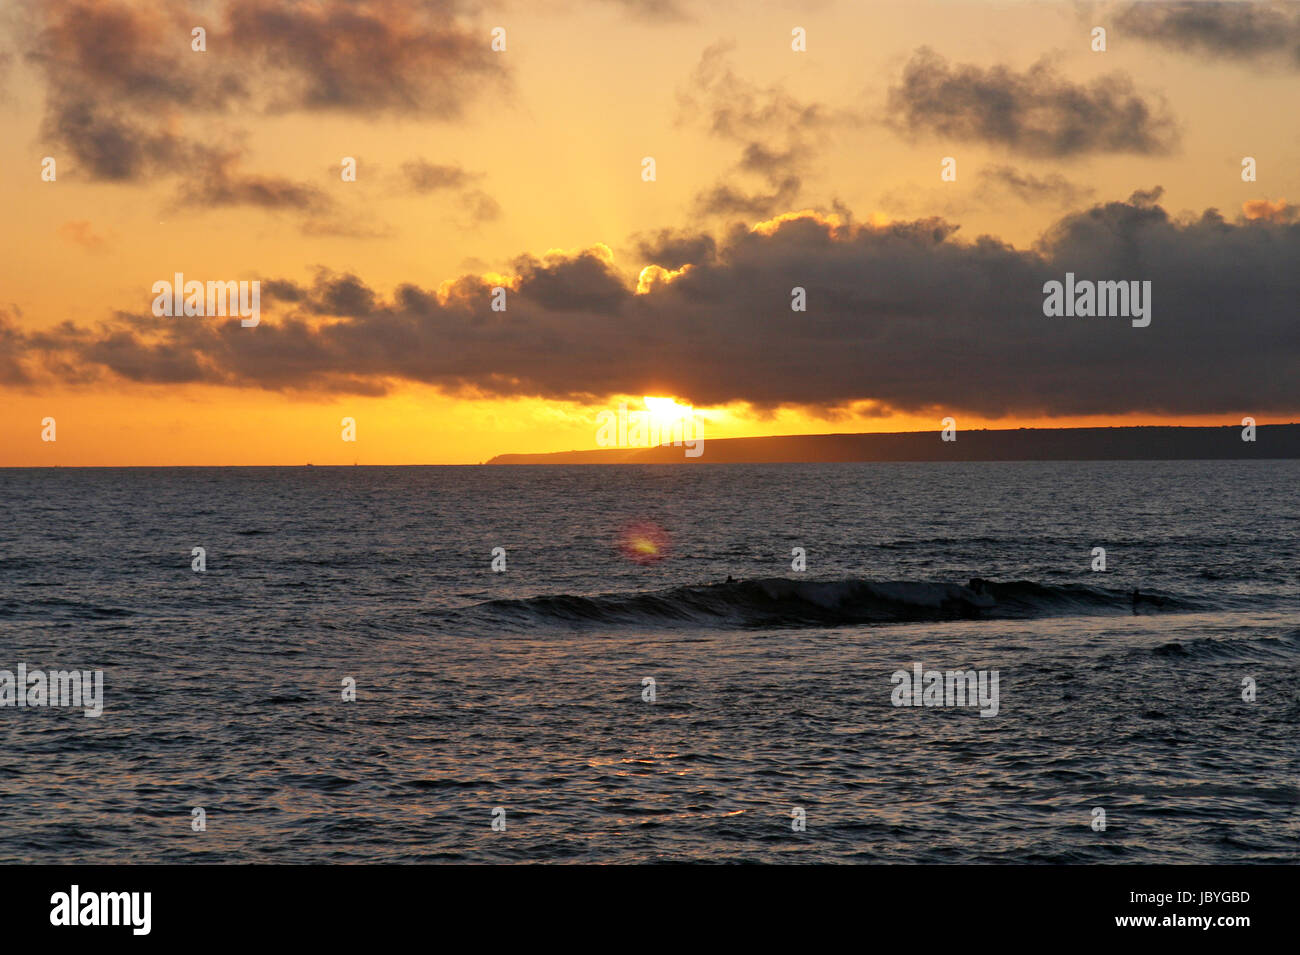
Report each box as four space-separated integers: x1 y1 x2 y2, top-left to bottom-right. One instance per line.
486 424 1300 465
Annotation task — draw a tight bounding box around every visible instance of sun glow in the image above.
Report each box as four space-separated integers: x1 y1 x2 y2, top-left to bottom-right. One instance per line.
635 263 691 294
642 395 694 431
617 520 670 564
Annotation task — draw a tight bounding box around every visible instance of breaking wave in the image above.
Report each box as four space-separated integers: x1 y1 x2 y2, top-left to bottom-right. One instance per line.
470 577 1196 630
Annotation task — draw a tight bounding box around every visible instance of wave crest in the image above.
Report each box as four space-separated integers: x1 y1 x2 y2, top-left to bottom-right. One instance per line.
473 577 1186 629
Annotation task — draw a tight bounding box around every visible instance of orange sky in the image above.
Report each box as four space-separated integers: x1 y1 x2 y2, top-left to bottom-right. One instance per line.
2 1 1296 465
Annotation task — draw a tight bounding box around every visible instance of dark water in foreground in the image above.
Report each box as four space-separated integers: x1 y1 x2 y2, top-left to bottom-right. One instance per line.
1 462 1297 863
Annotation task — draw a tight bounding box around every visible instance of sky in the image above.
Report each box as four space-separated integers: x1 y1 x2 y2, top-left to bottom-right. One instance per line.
1 0 1297 465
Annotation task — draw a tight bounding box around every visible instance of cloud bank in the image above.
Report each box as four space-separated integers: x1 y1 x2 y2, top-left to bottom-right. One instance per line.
5 193 1297 418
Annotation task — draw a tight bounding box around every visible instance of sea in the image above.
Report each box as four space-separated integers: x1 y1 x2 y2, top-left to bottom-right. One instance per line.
1 461 1296 863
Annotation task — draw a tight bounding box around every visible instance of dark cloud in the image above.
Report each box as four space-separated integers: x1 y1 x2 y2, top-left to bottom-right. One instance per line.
299 272 380 317
177 152 332 211
633 229 717 269
25 1 243 180
885 47 1179 157
26 0 248 110
511 251 631 313
43 98 199 181
226 0 502 117
261 279 305 303
460 189 501 224
0 310 34 385
11 193 1298 418
679 42 837 218
695 175 801 218
599 0 691 23
681 40 833 140
1114 2 1300 67
978 165 1095 206
78 325 212 384
737 142 806 177
395 159 501 224
22 0 506 182
399 159 477 193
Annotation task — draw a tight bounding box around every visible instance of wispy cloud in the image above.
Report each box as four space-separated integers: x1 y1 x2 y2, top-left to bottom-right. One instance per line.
884 47 1179 157
1113 1 1300 69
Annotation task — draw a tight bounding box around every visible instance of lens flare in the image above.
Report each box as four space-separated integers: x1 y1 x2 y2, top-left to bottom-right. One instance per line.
617 520 670 564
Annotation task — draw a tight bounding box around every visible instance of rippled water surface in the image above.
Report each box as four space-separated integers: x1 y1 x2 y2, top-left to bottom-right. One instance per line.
1 462 1297 862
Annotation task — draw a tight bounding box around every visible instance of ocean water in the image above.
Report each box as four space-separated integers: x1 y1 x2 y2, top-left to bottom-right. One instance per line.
0 461 1297 864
